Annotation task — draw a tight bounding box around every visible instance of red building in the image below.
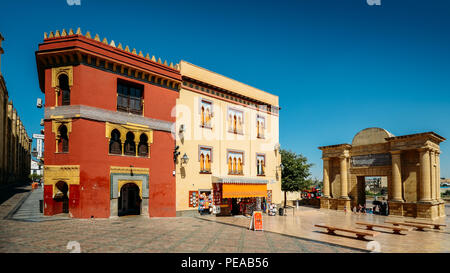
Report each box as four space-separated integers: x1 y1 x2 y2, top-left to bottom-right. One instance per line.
35 28 181 218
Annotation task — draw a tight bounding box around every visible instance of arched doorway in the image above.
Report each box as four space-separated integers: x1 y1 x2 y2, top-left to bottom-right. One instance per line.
118 183 141 216
55 181 69 213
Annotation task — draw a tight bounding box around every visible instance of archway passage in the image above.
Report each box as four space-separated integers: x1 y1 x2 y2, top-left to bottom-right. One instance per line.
118 183 141 216
356 176 389 215
55 181 69 214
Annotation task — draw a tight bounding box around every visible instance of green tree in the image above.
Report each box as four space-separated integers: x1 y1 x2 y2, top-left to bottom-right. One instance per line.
280 149 314 208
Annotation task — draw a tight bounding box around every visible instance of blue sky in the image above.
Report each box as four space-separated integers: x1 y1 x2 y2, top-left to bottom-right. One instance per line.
0 0 449 178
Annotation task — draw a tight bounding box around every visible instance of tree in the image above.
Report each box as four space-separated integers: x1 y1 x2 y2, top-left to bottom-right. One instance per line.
280 149 314 208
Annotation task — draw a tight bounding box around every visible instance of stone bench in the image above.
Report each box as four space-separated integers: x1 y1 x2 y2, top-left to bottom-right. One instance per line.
384 221 430 231
356 222 409 234
314 224 379 240
405 221 447 230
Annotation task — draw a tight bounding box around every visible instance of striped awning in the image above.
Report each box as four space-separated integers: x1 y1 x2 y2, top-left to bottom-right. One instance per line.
212 176 268 184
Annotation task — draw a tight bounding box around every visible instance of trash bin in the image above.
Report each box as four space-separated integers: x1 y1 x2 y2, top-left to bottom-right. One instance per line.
278 207 284 216
39 200 44 213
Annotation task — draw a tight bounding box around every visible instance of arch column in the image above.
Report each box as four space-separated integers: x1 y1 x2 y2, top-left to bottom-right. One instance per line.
390 151 403 202
322 157 331 198
436 151 442 201
339 155 349 199
419 148 432 203
430 150 436 202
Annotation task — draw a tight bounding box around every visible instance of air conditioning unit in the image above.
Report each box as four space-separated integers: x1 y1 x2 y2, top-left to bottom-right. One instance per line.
36 98 43 108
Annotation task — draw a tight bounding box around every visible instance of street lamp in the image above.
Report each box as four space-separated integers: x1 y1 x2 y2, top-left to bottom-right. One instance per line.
181 153 189 164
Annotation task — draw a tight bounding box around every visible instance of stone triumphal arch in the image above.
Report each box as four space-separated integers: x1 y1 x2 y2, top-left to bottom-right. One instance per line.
318 128 445 220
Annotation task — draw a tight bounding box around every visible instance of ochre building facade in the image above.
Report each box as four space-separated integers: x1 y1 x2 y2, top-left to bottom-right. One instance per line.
0 33 32 185
175 61 282 216
319 128 445 220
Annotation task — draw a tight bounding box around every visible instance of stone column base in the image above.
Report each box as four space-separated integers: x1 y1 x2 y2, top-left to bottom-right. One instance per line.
416 201 439 219
438 201 446 217
388 201 404 217
337 198 351 211
320 197 330 209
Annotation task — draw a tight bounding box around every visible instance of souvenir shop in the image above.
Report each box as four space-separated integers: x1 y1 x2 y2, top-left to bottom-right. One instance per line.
211 177 269 216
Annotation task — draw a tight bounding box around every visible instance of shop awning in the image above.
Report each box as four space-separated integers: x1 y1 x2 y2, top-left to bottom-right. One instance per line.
222 183 267 198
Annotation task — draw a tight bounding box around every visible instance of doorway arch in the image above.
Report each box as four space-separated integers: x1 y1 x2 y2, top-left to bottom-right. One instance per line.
118 183 141 216
55 181 69 213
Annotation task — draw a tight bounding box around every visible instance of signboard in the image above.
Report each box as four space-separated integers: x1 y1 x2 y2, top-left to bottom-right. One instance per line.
351 153 391 167
249 211 263 231
33 134 45 139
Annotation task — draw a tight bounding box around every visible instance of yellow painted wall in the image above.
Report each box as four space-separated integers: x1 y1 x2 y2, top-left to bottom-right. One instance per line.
175 62 281 212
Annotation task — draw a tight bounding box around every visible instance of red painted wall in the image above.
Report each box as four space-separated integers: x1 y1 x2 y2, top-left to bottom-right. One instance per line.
43 63 178 218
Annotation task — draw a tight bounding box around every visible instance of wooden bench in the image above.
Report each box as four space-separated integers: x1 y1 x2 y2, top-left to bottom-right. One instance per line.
404 221 447 230
356 222 409 234
384 221 430 231
314 224 379 240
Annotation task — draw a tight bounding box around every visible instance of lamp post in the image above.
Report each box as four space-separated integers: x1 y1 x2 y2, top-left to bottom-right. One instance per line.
181 153 189 165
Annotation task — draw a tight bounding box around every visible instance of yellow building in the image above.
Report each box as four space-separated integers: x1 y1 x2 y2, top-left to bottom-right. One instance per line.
0 33 32 184
175 61 281 216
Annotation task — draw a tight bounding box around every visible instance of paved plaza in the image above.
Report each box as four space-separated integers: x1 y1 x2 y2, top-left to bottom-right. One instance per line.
0 184 448 253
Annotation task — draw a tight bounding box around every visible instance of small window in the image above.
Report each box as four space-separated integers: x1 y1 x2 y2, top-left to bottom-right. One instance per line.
228 108 243 134
256 154 265 176
200 100 212 128
109 129 122 155
117 80 143 115
124 132 136 156
199 147 212 173
257 116 265 139
58 125 69 153
138 133 149 157
58 74 70 106
227 151 244 175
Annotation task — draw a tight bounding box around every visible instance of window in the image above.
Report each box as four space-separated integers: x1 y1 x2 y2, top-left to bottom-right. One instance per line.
199 146 212 173
58 74 70 106
58 125 69 153
117 80 143 115
138 133 149 157
227 150 244 175
228 108 243 134
257 115 265 139
124 132 136 156
109 129 122 155
256 154 265 176
200 99 212 128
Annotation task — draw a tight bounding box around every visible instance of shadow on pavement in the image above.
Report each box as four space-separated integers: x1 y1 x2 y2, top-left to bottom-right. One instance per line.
195 216 368 252
0 182 32 206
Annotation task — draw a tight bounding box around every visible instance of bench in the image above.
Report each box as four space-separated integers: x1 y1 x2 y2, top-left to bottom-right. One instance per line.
314 224 379 240
356 222 409 234
384 221 430 231
404 221 447 230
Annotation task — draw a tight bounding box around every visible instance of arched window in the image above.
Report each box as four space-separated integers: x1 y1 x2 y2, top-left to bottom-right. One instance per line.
201 106 205 126
138 133 149 157
233 157 237 174
200 153 205 171
228 156 232 174
233 115 237 133
58 125 69 153
238 158 242 174
109 129 122 155
58 74 70 106
205 154 211 172
124 132 136 156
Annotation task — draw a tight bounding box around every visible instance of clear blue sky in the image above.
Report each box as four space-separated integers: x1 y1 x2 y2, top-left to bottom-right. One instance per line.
0 0 449 179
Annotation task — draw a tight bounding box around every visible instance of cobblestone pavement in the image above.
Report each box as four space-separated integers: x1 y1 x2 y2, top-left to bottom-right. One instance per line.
0 215 364 253
0 188 448 253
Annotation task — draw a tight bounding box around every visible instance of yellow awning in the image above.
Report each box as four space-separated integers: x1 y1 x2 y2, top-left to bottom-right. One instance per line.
222 183 267 198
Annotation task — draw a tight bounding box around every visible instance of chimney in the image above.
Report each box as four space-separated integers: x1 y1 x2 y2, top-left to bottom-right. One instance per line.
0 33 4 75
